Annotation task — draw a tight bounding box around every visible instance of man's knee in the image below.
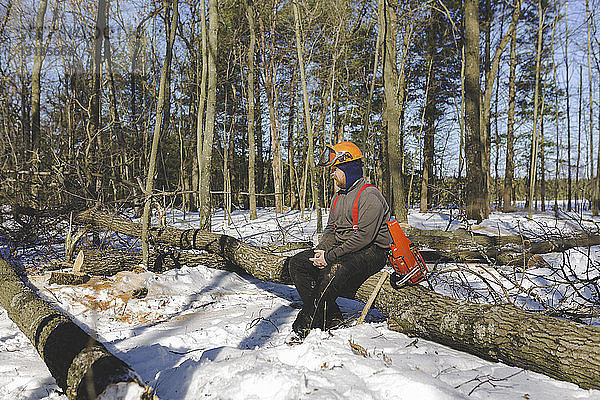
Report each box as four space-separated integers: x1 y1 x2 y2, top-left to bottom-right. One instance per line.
288 249 315 277
323 255 380 297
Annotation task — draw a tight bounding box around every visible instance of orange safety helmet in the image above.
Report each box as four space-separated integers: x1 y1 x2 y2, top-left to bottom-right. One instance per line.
317 141 363 167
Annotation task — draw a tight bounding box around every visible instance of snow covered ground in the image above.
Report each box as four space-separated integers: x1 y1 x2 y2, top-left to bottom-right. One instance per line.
1 207 599 399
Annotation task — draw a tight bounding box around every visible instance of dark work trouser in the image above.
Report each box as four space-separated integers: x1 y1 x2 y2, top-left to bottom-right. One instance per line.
288 243 388 331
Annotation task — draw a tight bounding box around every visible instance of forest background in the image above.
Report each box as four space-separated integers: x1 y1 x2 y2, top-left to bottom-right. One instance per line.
1 0 599 242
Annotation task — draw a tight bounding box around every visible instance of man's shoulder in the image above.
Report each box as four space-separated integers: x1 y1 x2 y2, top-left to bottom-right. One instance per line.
359 180 382 195
346 178 384 200
358 182 389 207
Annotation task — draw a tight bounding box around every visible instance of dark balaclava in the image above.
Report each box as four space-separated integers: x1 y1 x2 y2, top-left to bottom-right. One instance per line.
337 159 363 190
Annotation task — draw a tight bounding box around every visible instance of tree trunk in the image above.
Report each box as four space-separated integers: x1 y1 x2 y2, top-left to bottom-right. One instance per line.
75 209 600 390
361 271 600 392
565 1 572 212
75 249 239 276
493 2 503 208
552 15 559 214
0 259 151 399
104 1 128 186
587 0 598 215
540 95 546 211
528 0 544 218
196 0 208 216
483 0 491 211
503 21 517 212
198 0 218 229
77 209 289 283
421 11 435 212
30 0 49 171
293 0 322 231
381 0 407 222
577 65 582 212
245 0 258 219
255 88 265 206
287 65 298 210
89 0 106 204
482 0 521 215
463 0 486 221
259 3 284 214
76 208 600 270
224 100 234 225
141 0 178 266
130 22 144 146
361 6 382 161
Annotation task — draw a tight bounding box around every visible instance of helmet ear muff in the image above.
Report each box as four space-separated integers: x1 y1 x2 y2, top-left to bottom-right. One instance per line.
337 152 352 163
316 141 363 167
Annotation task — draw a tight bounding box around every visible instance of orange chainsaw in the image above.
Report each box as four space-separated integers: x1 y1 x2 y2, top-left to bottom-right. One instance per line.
387 219 428 289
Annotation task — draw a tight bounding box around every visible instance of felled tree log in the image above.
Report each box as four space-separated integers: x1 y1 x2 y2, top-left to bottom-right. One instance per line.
404 225 600 266
76 209 600 390
358 272 600 390
78 249 243 276
76 209 289 283
0 258 153 399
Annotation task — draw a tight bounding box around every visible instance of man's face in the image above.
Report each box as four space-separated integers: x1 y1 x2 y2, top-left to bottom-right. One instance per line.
330 166 346 188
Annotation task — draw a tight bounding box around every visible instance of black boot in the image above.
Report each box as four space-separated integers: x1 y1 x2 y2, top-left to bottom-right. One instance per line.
292 309 312 339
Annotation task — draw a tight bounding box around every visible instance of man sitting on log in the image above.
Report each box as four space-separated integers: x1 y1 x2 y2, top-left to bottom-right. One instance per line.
288 141 392 339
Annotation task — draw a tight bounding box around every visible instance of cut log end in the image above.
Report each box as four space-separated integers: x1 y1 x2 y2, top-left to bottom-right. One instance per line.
97 381 157 400
49 271 91 285
131 287 148 299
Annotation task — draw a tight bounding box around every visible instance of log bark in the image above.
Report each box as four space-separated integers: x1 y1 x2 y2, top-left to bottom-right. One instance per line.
78 248 242 276
75 209 600 390
63 245 306 278
0 258 152 399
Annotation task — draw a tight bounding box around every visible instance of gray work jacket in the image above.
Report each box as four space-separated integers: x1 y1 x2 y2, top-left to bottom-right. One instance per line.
316 177 392 264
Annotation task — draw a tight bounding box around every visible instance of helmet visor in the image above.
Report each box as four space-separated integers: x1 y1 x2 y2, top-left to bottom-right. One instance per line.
317 145 353 167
